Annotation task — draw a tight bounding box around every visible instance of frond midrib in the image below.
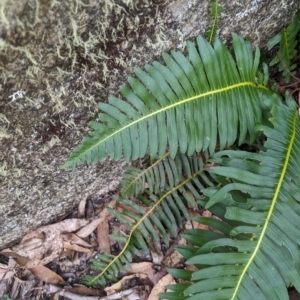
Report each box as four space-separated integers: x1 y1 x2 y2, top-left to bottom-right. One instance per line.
75 82 267 162
230 109 298 299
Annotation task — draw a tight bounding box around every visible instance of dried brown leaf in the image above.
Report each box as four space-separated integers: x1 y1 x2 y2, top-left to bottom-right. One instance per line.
70 284 103 296
138 266 167 286
2 270 14 281
188 209 212 230
63 241 91 253
104 274 147 295
128 262 153 274
97 219 110 253
188 210 201 228
37 219 89 236
31 265 66 285
76 200 115 238
185 264 198 272
7 219 89 268
85 248 96 261
2 252 28 267
20 231 45 244
11 278 21 299
148 274 173 300
61 233 91 248
0 262 14 281
1 252 66 285
25 235 64 268
162 250 184 268
12 236 44 255
78 196 88 218
75 218 103 239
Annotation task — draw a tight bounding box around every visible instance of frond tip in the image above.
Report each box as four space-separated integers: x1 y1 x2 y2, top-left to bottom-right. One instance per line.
206 0 223 43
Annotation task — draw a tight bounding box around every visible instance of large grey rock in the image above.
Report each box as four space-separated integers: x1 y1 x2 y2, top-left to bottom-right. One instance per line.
0 0 299 249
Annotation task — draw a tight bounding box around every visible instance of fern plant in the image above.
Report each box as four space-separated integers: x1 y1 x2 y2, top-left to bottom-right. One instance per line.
162 98 300 300
63 8 300 300
267 10 300 83
82 151 219 286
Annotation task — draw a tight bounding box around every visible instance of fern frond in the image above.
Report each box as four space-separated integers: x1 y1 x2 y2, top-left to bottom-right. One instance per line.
62 34 271 169
120 152 210 197
206 0 223 44
119 152 171 197
267 10 300 83
82 153 217 287
168 99 300 300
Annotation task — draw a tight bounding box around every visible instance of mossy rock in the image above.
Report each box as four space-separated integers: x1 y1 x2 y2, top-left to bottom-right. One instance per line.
0 0 299 249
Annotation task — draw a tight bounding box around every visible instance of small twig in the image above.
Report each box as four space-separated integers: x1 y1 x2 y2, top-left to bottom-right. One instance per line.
291 87 300 97
282 80 300 89
277 56 300 85
298 90 300 115
44 284 134 300
275 56 300 100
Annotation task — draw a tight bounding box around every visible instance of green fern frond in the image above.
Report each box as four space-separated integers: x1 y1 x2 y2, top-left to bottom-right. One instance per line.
120 152 210 197
82 153 218 287
267 10 300 83
119 152 171 197
206 0 223 44
62 33 271 170
166 99 300 300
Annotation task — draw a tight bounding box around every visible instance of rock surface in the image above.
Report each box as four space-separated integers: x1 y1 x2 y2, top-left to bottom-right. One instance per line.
0 0 299 249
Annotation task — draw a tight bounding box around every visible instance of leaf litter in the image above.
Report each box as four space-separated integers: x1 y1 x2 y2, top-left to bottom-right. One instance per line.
0 189 214 300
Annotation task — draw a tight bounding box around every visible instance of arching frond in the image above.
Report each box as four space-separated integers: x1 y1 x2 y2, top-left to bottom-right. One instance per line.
81 153 218 287
267 10 300 82
62 34 271 170
166 99 300 300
